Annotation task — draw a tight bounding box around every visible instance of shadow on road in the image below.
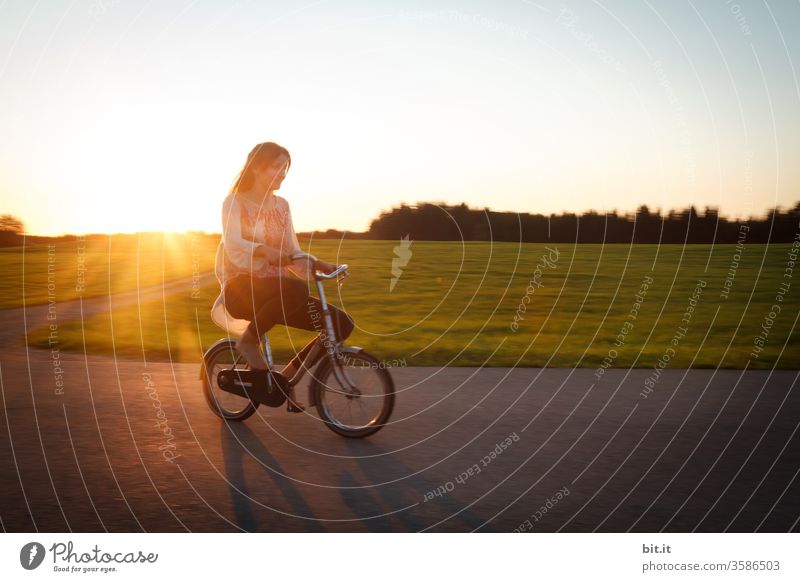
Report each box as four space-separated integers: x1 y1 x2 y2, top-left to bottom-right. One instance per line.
220 422 324 532
340 439 496 532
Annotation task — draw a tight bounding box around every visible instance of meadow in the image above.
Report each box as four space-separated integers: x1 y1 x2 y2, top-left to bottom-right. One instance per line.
14 235 799 369
0 232 219 309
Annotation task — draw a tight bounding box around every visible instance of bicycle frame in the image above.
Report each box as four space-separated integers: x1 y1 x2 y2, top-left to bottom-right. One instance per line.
258 262 360 393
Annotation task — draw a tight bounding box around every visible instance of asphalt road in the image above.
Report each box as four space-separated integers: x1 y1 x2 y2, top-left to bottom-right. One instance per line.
1 277 798 532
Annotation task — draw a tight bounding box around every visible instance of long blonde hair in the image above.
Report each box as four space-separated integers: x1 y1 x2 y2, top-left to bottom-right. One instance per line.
229 142 292 195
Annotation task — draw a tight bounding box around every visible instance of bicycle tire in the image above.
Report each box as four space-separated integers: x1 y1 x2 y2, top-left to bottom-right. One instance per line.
311 349 395 438
201 339 259 421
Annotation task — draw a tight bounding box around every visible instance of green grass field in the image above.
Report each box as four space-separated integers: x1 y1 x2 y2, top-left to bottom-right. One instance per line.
0 232 220 309
22 239 800 368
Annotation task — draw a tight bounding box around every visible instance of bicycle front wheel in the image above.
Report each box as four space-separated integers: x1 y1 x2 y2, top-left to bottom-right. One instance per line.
312 350 395 438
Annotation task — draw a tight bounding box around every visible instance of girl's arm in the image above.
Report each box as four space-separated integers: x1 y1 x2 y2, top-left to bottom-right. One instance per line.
281 201 316 280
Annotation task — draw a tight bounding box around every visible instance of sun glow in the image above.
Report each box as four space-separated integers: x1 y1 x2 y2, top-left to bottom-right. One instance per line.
1 2 797 236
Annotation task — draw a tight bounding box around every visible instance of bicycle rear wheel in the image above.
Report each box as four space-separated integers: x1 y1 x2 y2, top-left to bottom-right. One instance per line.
202 339 259 421
312 350 395 438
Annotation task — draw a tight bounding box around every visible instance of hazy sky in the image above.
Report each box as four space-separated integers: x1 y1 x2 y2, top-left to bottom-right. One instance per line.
1 0 798 235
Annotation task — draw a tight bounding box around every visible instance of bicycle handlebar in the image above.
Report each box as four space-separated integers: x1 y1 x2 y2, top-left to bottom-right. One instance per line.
289 251 349 281
316 263 348 280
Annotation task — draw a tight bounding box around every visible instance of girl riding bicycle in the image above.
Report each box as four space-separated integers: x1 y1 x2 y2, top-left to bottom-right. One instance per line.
209 142 355 412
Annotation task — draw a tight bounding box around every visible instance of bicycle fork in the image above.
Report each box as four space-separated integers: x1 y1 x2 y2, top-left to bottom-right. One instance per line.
315 278 358 392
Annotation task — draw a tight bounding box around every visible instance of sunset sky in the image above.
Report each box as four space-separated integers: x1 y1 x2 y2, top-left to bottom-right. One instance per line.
1 0 798 236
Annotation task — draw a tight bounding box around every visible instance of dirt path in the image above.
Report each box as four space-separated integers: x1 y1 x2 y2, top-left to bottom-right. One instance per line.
0 271 216 350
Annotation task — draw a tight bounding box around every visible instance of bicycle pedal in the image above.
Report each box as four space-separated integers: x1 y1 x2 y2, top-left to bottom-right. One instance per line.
217 369 288 408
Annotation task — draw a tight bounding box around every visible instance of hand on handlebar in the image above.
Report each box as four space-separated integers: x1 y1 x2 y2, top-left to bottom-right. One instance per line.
314 259 338 275
286 251 346 280
262 249 310 269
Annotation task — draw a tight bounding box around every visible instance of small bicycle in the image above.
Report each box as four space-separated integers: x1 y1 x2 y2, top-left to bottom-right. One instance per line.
199 257 395 438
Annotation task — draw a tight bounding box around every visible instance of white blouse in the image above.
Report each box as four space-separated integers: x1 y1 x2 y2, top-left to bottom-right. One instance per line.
210 193 311 336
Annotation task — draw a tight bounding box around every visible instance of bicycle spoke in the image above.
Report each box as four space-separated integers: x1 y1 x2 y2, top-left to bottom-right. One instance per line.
206 346 254 417
319 353 390 431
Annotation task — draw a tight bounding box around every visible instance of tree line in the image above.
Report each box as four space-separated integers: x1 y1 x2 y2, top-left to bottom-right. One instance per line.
352 202 800 243
3 201 800 245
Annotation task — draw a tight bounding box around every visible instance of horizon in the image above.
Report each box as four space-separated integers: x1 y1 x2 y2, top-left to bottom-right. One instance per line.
13 197 799 238
1 1 799 236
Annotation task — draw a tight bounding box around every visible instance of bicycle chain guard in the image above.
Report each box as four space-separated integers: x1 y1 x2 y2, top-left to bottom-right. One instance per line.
217 369 289 407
